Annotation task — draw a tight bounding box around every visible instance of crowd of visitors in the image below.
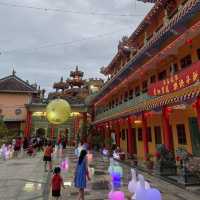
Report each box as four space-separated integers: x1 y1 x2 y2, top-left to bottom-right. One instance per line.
0 134 68 161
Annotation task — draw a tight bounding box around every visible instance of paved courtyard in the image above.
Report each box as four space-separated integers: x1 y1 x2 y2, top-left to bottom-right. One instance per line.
0 152 50 200
50 147 200 200
0 148 200 200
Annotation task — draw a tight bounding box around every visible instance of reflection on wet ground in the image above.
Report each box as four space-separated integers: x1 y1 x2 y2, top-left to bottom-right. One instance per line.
64 181 72 187
0 153 50 200
23 182 42 192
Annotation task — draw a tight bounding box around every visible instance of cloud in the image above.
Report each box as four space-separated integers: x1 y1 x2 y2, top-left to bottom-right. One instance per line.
0 0 152 91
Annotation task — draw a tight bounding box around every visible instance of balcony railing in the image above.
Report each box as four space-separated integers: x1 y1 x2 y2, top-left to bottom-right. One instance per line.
95 93 151 121
96 0 197 101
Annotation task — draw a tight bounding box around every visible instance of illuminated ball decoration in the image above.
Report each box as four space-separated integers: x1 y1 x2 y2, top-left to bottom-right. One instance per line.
109 191 125 200
60 159 69 172
46 99 71 125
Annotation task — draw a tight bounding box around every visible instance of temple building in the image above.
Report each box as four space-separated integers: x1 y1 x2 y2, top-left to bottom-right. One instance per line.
26 66 103 143
90 0 200 160
0 70 43 135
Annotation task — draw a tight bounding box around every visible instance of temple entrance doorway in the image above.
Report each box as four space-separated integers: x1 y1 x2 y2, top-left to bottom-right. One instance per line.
36 128 46 137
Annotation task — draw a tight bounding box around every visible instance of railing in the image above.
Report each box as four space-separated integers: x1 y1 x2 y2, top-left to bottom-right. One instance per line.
96 0 197 101
95 93 151 121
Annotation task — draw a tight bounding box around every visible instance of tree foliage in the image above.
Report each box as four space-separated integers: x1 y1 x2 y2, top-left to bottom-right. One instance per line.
0 120 18 142
0 119 9 139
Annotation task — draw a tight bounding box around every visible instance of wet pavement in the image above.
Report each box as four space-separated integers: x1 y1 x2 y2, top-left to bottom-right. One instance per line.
0 152 50 200
49 147 200 200
0 148 199 200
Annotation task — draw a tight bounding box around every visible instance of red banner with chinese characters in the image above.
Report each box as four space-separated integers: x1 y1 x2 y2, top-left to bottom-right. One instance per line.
148 61 200 96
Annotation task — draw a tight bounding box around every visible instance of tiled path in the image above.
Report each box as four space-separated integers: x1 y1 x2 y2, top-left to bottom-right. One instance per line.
0 151 50 200
49 147 200 200
0 148 199 200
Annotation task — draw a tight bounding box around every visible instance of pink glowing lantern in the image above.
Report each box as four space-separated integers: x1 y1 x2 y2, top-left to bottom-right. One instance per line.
109 191 125 200
60 159 69 172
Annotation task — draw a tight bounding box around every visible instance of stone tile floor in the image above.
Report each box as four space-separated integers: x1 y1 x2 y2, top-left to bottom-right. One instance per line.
49 147 200 200
0 151 50 200
0 148 199 200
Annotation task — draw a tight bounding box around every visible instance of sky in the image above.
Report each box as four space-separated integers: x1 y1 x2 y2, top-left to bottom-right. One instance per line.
0 0 153 92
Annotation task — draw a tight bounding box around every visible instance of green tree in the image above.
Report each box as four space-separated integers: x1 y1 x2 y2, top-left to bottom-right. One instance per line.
0 120 18 143
0 119 9 139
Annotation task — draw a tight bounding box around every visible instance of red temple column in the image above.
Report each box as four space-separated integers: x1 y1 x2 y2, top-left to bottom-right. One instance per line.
162 107 173 151
115 119 121 147
24 111 32 138
28 112 32 137
142 113 149 158
83 112 87 124
24 113 29 137
50 126 54 139
196 97 200 131
127 116 134 155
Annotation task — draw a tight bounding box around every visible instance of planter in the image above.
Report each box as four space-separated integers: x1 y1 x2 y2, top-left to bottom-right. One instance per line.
178 167 200 186
155 163 177 176
146 161 154 170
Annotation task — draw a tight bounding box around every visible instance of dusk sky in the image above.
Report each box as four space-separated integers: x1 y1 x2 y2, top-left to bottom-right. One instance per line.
0 0 153 91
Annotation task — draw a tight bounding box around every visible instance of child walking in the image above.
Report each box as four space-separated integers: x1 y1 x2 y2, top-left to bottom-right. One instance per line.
51 167 65 200
74 149 90 200
43 141 53 172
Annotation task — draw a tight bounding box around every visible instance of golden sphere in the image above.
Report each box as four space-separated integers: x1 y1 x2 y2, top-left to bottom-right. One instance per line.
46 99 71 125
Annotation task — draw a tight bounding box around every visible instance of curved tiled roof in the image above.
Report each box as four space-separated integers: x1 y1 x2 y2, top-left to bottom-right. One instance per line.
0 74 37 93
93 82 200 124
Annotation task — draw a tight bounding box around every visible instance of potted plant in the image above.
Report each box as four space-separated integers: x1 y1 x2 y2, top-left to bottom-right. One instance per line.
187 156 200 182
176 147 200 185
155 144 176 176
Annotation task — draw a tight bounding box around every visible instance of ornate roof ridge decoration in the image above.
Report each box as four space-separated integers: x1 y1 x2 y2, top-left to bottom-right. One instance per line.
102 35 138 75
132 0 167 38
70 66 84 77
93 0 199 105
53 76 69 90
93 82 200 124
102 0 165 75
0 72 38 93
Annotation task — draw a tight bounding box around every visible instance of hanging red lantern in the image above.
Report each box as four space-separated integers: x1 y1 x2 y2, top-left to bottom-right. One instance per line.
186 38 193 47
166 107 172 114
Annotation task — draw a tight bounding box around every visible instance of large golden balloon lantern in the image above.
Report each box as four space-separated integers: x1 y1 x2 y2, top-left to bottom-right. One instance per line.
46 99 71 125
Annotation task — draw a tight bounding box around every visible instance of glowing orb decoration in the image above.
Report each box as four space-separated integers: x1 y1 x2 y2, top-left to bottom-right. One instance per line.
46 99 71 125
111 172 122 189
108 160 123 178
128 168 137 194
146 188 162 200
109 191 125 200
60 159 69 172
102 148 109 156
136 187 147 200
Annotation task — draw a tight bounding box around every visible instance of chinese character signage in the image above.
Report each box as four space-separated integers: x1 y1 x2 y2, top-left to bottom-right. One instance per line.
148 61 200 96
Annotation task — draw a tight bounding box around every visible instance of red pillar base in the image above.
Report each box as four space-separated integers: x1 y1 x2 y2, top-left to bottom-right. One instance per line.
142 113 149 159
127 117 134 155
162 107 173 151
